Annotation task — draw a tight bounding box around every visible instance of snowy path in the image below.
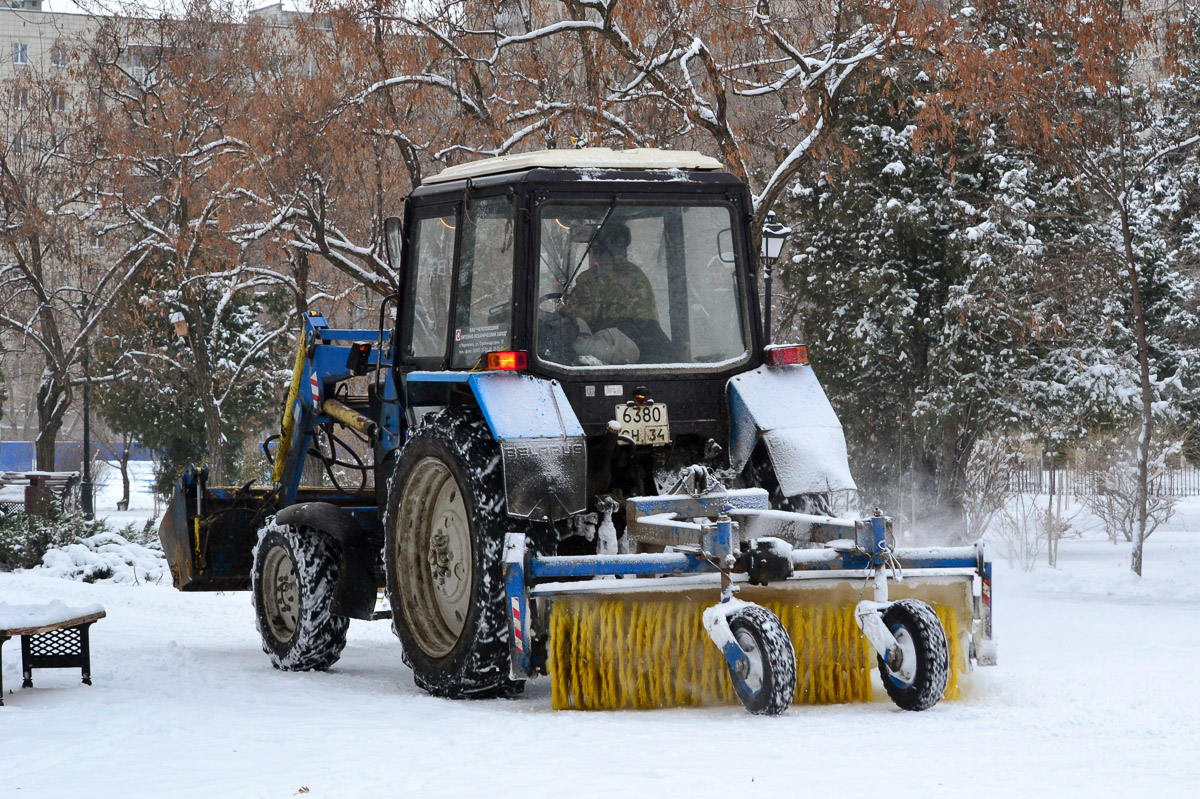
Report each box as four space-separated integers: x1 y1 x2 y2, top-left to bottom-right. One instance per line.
3 523 1199 797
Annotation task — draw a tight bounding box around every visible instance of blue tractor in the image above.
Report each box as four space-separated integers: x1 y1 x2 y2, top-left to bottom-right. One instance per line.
160 149 994 714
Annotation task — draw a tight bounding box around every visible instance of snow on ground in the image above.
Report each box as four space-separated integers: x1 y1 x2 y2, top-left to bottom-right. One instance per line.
2 484 1199 798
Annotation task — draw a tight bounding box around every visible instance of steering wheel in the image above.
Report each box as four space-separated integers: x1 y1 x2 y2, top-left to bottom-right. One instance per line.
536 293 578 362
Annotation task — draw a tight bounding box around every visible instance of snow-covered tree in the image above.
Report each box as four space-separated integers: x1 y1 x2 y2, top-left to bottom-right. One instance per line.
779 68 1121 542
93 268 288 494
926 0 1200 573
89 5 299 482
304 0 917 215
0 38 133 470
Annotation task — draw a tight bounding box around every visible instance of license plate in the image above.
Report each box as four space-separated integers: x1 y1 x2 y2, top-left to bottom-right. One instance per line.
615 403 671 446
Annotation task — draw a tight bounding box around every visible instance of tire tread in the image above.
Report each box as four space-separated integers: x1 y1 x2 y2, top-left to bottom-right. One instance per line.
251 520 349 672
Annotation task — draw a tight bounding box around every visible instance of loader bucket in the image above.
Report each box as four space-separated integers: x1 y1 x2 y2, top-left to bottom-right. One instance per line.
158 466 273 591
543 574 976 711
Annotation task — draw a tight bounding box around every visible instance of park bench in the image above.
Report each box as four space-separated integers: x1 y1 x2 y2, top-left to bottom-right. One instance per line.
0 471 81 516
0 601 106 705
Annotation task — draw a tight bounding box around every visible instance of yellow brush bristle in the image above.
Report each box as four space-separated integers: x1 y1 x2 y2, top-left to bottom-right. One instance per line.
547 584 966 711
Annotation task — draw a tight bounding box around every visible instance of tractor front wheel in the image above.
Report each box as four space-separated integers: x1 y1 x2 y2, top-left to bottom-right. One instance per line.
251 520 349 671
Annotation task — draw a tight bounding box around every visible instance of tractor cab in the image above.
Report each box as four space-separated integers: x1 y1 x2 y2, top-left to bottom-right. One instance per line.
388 149 770 482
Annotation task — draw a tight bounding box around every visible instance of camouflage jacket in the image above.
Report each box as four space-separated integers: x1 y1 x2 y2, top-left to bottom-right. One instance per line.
568 257 659 331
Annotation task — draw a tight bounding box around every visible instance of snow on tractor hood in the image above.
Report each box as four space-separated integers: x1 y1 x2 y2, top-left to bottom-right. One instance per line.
728 365 857 497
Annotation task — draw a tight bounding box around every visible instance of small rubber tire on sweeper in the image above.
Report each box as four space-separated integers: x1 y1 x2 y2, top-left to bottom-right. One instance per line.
384 407 524 699
252 519 349 671
877 598 950 711
727 604 797 716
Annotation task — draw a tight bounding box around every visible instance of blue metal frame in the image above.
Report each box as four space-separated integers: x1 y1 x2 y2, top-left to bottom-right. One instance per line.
501 490 993 680
274 315 400 509
503 534 535 679
530 551 715 579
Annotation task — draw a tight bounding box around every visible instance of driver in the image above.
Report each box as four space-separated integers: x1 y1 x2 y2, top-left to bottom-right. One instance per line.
571 222 658 331
560 222 672 364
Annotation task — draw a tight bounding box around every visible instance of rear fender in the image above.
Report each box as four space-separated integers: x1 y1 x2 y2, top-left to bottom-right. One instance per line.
275 502 379 620
467 372 587 521
727 365 856 496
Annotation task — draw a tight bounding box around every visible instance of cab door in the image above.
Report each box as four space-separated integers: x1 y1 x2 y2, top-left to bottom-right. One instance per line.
448 193 518 369
400 203 459 369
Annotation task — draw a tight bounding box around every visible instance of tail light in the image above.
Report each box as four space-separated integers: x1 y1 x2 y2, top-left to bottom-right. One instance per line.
765 345 808 367
485 350 528 371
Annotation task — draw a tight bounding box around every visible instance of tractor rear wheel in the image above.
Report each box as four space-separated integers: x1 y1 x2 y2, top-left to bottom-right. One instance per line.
384 407 523 699
252 519 349 671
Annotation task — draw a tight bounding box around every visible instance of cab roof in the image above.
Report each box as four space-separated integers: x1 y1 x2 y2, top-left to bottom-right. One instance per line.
423 148 724 185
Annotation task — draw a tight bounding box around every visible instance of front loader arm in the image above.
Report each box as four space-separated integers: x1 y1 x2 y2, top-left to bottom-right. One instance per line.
271 327 309 485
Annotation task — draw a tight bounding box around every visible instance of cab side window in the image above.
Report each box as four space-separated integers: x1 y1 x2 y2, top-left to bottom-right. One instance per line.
451 195 515 368
406 211 457 360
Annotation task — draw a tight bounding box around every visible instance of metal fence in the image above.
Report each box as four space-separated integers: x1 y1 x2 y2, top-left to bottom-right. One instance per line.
1010 464 1200 498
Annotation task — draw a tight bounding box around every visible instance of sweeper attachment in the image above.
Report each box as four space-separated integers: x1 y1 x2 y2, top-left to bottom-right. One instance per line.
158 147 995 715
503 478 991 714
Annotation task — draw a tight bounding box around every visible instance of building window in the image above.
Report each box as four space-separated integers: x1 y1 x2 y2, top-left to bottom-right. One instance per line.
50 90 65 112
13 43 29 66
130 52 156 86
11 133 25 155
91 231 102 249
50 45 67 67
14 88 28 109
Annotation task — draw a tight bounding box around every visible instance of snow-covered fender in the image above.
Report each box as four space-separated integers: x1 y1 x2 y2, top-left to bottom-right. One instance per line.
467 372 587 520
274 502 378 620
727 364 856 496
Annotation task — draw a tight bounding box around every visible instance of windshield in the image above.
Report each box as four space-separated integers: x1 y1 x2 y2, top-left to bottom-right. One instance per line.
536 200 749 369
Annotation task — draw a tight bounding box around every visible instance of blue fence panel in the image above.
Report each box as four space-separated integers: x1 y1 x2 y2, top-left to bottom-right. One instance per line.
0 441 156 472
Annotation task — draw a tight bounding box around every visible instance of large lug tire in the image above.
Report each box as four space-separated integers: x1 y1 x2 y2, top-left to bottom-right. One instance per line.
384 407 524 699
877 598 950 711
726 604 796 716
251 519 349 671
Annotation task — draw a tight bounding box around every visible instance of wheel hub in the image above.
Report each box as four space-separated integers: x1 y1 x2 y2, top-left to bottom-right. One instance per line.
887 625 919 687
262 545 299 643
395 457 474 659
428 482 471 627
733 628 765 695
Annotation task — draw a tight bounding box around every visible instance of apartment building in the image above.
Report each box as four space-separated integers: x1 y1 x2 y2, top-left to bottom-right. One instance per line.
0 2 324 458
0 2 95 75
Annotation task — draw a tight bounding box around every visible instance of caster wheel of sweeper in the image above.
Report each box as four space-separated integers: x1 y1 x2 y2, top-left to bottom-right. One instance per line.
252 519 349 671
878 599 949 711
727 605 796 715
384 407 525 699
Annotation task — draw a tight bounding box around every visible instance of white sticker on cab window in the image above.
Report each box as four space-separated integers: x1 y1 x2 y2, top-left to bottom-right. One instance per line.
604 385 623 397
585 385 596 397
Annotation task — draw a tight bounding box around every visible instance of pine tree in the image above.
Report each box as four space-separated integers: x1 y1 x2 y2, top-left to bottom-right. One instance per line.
779 73 1109 542
93 272 288 495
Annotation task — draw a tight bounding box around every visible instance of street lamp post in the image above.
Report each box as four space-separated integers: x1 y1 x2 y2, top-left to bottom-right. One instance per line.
80 319 94 521
759 210 792 345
